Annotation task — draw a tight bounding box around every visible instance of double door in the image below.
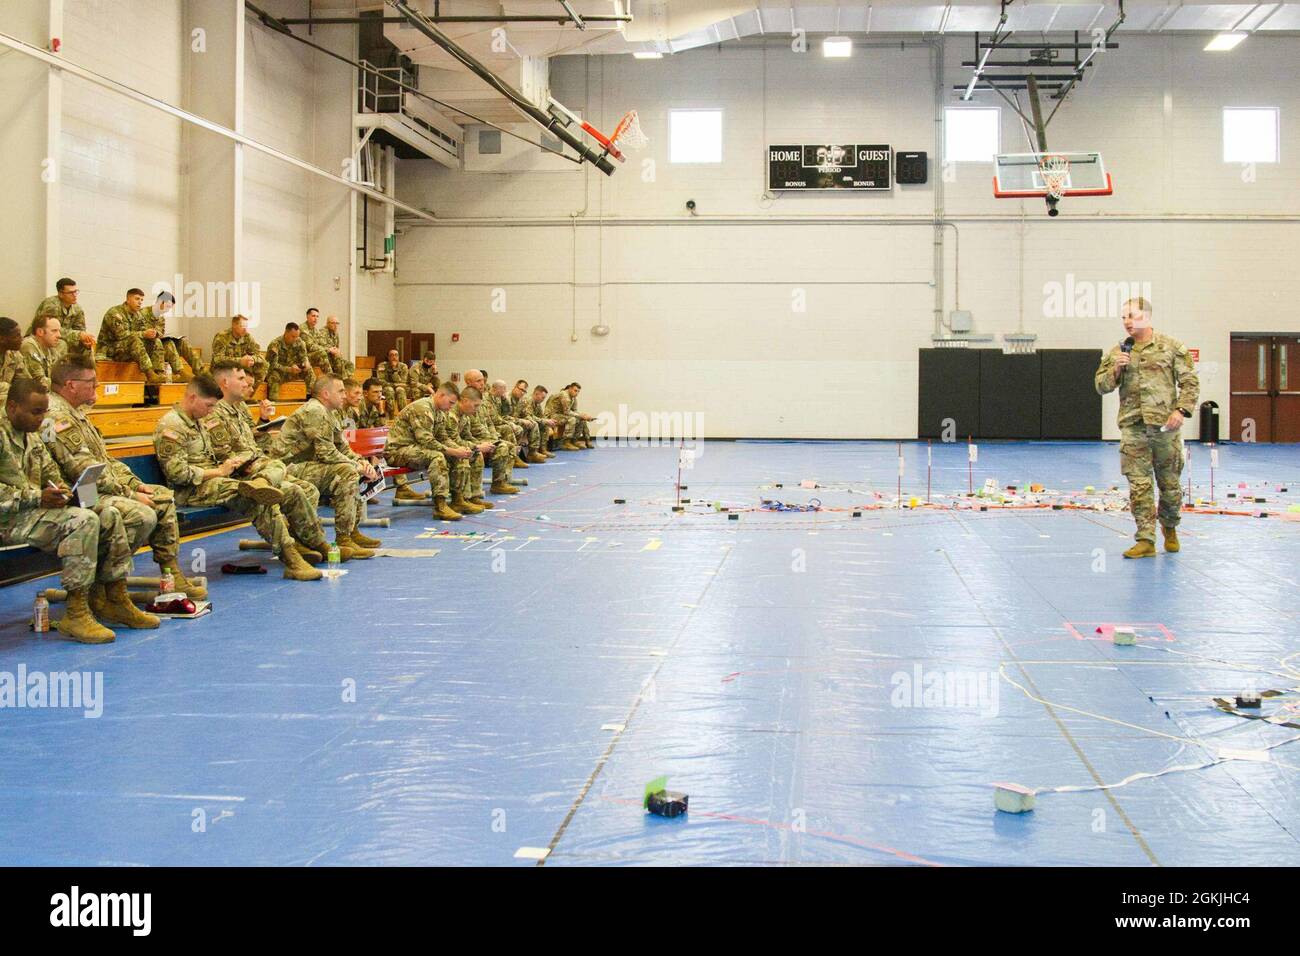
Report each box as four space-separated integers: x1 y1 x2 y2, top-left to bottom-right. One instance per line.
1230 335 1300 443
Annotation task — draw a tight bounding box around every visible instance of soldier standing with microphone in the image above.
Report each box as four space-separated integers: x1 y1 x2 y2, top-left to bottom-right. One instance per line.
1094 297 1199 558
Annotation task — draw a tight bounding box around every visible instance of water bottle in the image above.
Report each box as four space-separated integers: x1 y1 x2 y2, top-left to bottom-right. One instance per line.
327 544 341 573
164 362 173 383
159 570 175 594
32 594 50 633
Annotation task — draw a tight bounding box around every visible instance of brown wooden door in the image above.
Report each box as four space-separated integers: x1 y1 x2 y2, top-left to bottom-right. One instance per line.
411 333 436 360
367 329 410 363
1275 335 1300 443
1230 334 1300 443
1231 336 1273 443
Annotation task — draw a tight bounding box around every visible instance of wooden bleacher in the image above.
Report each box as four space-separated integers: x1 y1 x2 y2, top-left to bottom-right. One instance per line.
94 361 146 407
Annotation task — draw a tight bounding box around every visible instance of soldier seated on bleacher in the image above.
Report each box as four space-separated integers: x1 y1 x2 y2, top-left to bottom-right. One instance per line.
265 322 314 401
21 314 66 390
1 377 152 643
97 288 166 384
339 377 427 503
0 318 24 405
210 315 268 391
140 291 202 381
153 375 321 583
33 277 94 358
44 359 207 602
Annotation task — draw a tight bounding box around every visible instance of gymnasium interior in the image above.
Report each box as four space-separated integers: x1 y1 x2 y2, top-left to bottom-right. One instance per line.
1 0 1298 870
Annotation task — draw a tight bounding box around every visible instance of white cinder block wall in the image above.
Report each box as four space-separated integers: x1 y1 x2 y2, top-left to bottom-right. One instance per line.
0 0 382 362
391 36 1300 440
59 0 187 323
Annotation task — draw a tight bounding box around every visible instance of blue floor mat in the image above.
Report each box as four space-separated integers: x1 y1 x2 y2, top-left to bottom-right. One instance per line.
0 439 1297 866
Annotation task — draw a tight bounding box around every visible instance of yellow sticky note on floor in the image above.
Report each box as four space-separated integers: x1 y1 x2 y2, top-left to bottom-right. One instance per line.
642 539 662 551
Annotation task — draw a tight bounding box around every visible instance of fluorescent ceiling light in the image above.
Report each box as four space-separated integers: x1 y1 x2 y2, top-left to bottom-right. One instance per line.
823 36 852 58
1204 32 1247 51
633 51 664 59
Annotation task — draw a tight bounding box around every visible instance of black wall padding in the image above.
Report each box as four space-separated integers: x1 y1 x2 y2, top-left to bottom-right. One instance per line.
918 349 980 438
1040 349 1103 439
979 351 1043 439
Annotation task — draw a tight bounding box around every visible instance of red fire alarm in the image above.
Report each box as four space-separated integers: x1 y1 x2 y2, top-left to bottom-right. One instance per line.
51 37 61 52
451 333 460 343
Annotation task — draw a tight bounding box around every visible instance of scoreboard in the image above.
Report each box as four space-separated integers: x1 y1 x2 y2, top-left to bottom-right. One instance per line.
767 144 893 191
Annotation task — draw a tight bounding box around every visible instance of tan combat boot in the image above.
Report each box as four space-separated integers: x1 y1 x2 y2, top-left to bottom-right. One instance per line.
451 494 485 515
1123 540 1157 559
280 542 323 581
513 455 530 469
1162 526 1180 552
57 589 116 644
394 483 430 502
527 451 548 464
559 440 582 451
236 477 283 506
159 560 207 601
433 496 462 521
295 538 329 565
490 479 520 495
97 580 161 629
348 529 383 549
336 538 374 560
144 368 166 385
468 496 495 510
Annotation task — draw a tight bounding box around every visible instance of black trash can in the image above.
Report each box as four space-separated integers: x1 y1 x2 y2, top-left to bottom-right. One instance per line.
1199 400 1220 443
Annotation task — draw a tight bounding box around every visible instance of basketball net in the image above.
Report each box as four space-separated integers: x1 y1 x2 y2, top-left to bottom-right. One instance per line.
1038 154 1071 200
611 110 648 153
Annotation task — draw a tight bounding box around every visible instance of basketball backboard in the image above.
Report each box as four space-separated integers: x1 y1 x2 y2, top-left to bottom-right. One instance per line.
993 151 1113 199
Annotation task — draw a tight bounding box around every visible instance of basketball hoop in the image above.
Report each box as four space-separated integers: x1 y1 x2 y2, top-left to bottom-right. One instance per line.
1037 154 1071 200
610 110 648 153
577 109 648 164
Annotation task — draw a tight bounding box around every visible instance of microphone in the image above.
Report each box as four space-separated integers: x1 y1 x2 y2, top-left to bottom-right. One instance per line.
1119 336 1134 380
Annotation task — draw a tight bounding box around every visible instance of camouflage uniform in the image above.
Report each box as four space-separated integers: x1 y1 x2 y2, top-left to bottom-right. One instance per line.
153 404 294 555
545 391 578 440
515 392 552 451
303 324 354 378
446 406 484 498
500 391 542 455
0 414 132 590
384 397 453 498
139 306 202 377
459 403 512 492
265 334 315 399
19 336 67 390
207 399 325 540
569 391 592 443
376 359 411 412
409 361 440 398
210 330 268 387
0 350 23 406
33 296 92 359
481 390 522 450
274 399 365 537
1095 333 1200 543
354 399 386 428
96 304 156 373
42 391 179 564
